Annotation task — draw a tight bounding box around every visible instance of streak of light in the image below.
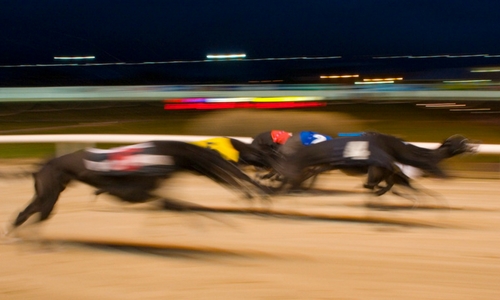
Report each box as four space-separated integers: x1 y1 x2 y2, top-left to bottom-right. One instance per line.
164 96 325 104
372 55 410 59
446 54 487 58
409 55 449 59
251 96 324 102
450 108 491 112
443 79 492 83
0 55 342 68
206 53 246 59
470 69 500 73
250 56 341 61
416 103 466 108
54 56 95 60
363 77 403 82
163 101 326 110
248 80 283 83
354 81 394 85
320 74 359 79
373 53 498 59
205 97 253 103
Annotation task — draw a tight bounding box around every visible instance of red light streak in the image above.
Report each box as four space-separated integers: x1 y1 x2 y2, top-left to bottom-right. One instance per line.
164 101 326 110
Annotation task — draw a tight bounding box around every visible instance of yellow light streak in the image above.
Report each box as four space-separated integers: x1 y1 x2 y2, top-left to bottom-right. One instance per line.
363 77 403 82
251 96 324 102
320 74 359 79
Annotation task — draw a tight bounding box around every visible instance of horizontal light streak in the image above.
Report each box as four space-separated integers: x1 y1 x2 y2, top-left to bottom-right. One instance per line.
54 56 95 60
164 96 326 110
443 79 492 83
374 53 496 59
164 96 324 104
251 96 324 102
206 53 246 59
450 108 491 112
205 97 253 103
249 56 342 62
363 77 403 82
164 101 326 110
354 81 394 85
470 69 500 73
248 80 284 83
320 74 359 79
416 103 466 108
446 54 487 58
1 55 342 68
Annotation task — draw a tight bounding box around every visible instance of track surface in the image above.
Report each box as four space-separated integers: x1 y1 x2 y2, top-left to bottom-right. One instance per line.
1 170 499 300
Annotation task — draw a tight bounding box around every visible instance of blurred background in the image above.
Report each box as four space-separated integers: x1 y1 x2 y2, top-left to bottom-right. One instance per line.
0 0 499 177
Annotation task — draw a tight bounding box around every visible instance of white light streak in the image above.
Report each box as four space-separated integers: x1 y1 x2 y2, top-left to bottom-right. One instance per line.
373 55 410 59
205 97 253 103
446 54 488 58
409 55 448 59
206 54 246 59
0 55 342 68
54 56 95 60
374 53 500 59
470 69 500 73
354 81 394 85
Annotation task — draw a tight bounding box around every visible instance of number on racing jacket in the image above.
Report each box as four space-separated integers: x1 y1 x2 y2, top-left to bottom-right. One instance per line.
342 141 371 160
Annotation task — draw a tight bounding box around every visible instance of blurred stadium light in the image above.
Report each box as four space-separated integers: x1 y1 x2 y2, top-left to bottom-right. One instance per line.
54 56 96 60
206 53 246 60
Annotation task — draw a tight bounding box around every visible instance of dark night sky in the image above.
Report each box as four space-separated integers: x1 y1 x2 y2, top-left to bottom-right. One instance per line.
2 0 500 65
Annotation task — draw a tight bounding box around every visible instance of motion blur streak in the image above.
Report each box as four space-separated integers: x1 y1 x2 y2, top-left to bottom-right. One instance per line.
164 96 325 104
320 74 359 79
354 81 394 84
163 101 326 110
363 77 403 82
206 54 246 59
54 56 96 60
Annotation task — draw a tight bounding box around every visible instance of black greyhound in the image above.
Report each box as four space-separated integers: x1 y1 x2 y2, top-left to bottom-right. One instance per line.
253 131 474 195
8 141 271 232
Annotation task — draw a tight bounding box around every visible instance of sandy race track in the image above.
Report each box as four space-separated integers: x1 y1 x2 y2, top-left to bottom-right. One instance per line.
1 168 499 300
